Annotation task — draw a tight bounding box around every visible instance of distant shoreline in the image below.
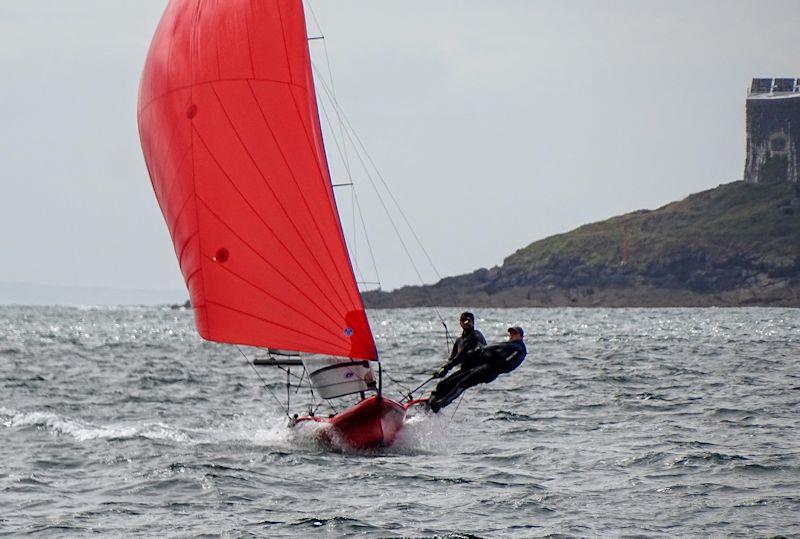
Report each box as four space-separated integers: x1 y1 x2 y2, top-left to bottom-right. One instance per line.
0 281 185 307
363 181 800 309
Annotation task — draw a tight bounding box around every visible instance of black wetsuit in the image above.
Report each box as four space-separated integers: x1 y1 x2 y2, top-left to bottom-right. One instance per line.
449 328 487 365
429 339 527 413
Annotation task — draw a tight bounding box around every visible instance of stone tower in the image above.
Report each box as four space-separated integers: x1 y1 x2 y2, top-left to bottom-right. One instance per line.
744 78 800 184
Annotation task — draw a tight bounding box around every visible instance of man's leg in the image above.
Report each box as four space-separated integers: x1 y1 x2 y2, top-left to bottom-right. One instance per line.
429 364 498 412
429 369 471 406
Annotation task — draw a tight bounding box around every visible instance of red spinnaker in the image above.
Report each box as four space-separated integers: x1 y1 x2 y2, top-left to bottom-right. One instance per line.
137 0 376 359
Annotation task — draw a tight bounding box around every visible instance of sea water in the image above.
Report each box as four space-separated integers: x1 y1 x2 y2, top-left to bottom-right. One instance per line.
0 306 798 537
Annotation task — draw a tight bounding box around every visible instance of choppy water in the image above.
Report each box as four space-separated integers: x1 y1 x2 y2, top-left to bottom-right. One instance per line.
1 306 798 537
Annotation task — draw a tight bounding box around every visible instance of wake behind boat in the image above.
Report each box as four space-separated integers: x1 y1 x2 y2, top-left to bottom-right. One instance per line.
137 0 433 449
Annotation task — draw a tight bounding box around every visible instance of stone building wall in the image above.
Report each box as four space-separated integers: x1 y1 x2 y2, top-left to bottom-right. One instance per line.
744 78 800 184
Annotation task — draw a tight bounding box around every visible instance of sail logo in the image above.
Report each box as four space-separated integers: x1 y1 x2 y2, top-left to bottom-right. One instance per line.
343 327 353 337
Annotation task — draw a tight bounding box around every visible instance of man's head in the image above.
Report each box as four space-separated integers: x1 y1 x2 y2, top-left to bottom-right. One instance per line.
459 312 475 330
507 326 524 341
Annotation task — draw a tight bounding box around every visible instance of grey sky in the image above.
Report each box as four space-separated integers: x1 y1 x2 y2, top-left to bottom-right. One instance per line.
1 1 797 296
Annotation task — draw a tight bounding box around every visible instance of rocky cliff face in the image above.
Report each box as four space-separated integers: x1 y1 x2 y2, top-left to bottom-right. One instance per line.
363 181 800 308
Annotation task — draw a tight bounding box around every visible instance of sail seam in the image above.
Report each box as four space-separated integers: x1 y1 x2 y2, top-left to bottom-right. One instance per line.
191 197 354 346
167 202 200 266
194 232 350 347
138 79 308 119
189 0 208 324
222 80 352 313
165 3 175 98
206 300 353 354
139 109 168 226
185 266 201 285
286 86 366 316
162 146 194 229
190 123 352 330
243 3 256 80
250 81 359 314
198 82 351 314
275 0 295 85
175 225 199 271
154 98 193 211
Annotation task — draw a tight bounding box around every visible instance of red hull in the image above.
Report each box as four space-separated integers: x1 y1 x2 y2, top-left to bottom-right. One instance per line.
295 395 408 449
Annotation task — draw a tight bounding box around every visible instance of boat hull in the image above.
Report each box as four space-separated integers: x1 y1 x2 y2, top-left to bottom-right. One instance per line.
295 395 407 449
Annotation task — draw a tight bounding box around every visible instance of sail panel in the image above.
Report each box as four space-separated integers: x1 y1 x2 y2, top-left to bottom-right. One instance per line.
138 0 376 359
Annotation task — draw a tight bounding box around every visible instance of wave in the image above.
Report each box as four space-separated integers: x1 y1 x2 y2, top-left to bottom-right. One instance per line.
1 405 446 456
670 451 749 467
2 409 191 443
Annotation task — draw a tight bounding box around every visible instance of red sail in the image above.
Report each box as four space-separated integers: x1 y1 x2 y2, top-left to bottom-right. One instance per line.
138 0 376 359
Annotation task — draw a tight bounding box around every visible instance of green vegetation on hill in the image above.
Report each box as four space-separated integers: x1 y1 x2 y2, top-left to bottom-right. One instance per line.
506 181 798 271
363 181 800 308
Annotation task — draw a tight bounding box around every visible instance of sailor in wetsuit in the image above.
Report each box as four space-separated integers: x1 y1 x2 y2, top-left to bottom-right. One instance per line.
428 325 527 413
447 312 487 366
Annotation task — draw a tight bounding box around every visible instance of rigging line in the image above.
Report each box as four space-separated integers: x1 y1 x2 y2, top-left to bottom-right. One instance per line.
326 399 338 415
263 346 321 413
351 178 358 280
315 94 365 283
283 87 366 313
312 66 444 322
318 104 448 347
315 84 356 185
237 346 292 419
312 66 443 283
448 393 465 428
382 370 412 400
312 67 425 283
305 1 352 177
352 188 382 288
307 369 320 415
347 112 443 282
315 90 370 286
293 367 306 395
270 362 307 384
222 79 354 313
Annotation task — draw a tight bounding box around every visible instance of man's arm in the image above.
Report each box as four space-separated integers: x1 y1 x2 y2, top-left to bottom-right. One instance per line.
435 340 483 377
449 338 459 360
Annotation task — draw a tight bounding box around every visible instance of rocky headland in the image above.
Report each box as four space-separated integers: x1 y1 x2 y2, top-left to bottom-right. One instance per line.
363 180 800 308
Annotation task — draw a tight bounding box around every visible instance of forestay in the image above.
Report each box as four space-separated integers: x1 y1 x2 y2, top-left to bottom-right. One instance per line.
138 0 376 359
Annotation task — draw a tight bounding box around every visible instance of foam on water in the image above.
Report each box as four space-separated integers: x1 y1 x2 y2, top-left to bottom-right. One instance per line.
1 306 798 537
391 409 451 455
2 407 191 443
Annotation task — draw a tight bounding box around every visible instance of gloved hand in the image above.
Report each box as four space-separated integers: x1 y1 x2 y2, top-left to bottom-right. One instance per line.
433 362 453 378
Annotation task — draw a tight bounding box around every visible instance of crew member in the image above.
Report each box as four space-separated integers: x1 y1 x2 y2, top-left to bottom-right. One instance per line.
439 312 487 376
428 326 527 413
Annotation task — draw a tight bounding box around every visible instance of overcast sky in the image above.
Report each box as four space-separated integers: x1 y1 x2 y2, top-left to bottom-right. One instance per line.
1 0 798 295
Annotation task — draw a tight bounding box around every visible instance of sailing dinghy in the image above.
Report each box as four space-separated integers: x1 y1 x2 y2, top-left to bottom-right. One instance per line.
137 0 428 449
